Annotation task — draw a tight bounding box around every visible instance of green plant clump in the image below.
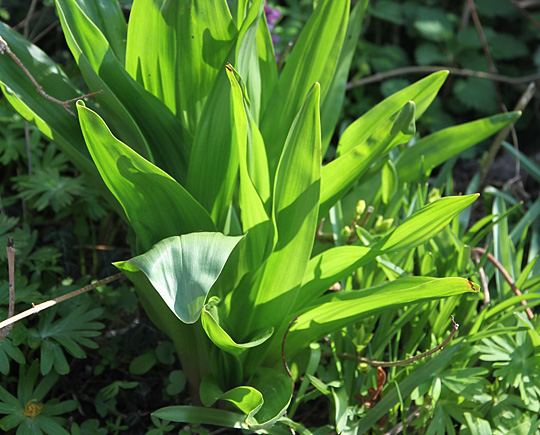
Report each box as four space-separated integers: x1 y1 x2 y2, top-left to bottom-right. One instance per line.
0 0 524 432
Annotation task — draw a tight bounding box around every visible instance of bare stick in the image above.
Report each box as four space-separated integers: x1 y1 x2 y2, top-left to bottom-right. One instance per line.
0 273 124 330
282 314 301 379
346 66 540 90
0 35 103 116
472 249 490 309
0 238 16 341
509 0 540 32
472 247 534 319
479 82 535 186
467 0 505 111
355 316 459 368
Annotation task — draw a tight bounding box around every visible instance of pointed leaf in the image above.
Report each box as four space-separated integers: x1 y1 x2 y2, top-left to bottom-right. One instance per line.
319 101 415 220
229 84 321 343
56 0 191 182
152 406 246 429
283 277 479 361
375 194 479 252
261 0 349 174
116 233 243 323
226 65 271 268
77 102 215 251
337 71 448 157
395 112 521 182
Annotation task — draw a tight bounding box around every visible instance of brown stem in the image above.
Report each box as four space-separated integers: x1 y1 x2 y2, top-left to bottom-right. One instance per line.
0 273 124 331
508 0 540 32
346 66 540 90
472 247 534 319
466 0 505 111
478 82 535 186
356 316 459 367
0 238 16 341
472 249 490 309
0 35 103 116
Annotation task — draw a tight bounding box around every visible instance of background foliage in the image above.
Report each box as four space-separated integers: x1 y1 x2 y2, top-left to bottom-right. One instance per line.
0 0 538 434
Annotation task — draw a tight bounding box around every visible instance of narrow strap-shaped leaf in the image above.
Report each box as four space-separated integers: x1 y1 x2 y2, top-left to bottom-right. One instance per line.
278 277 479 365
228 84 321 369
152 406 246 429
126 0 237 135
321 0 368 156
319 102 416 220
116 233 243 324
55 0 191 183
336 71 448 157
186 62 240 229
67 0 127 64
226 65 272 268
395 111 521 182
374 194 479 252
77 102 215 250
235 0 266 121
260 0 349 176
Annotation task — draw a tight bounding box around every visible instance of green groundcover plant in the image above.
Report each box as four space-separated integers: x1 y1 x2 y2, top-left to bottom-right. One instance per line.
0 0 520 430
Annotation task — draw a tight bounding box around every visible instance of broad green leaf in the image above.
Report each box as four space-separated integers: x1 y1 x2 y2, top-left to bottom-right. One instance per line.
186 63 240 229
125 0 237 135
261 0 349 175
77 102 215 251
201 297 273 356
226 65 271 268
375 194 478 252
116 266 213 391
280 277 478 364
319 101 415 220
56 0 191 183
229 84 321 359
395 111 521 182
337 71 448 157
66 0 127 64
152 406 246 429
246 368 293 429
221 386 263 420
116 233 243 324
321 0 368 155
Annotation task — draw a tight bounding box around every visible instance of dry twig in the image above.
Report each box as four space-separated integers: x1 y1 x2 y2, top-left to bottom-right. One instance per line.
472 247 534 319
0 35 102 116
0 273 124 331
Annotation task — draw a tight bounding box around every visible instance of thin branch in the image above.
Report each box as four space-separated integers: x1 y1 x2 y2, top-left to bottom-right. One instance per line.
466 0 505 111
472 247 534 319
472 249 490 309
350 316 460 368
509 0 540 32
0 35 103 116
0 273 124 331
346 66 540 90
0 238 16 341
479 82 535 186
282 314 301 379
